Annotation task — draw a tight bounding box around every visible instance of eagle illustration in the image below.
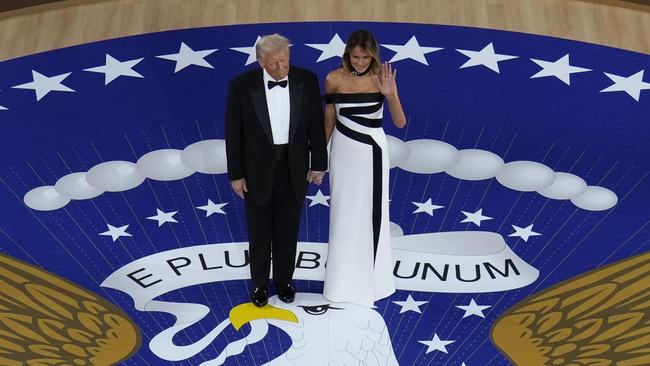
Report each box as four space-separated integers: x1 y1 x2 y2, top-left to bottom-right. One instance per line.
152 292 400 365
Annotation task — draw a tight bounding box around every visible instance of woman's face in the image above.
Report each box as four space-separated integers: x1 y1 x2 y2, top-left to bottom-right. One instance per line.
349 46 372 73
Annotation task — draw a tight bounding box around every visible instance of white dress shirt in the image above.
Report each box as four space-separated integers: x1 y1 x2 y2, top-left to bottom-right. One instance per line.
263 69 291 145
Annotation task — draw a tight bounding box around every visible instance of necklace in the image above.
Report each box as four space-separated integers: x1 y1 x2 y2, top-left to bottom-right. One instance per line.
351 67 370 77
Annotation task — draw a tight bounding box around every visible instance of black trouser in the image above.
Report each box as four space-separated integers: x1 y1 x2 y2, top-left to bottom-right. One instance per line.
245 153 302 289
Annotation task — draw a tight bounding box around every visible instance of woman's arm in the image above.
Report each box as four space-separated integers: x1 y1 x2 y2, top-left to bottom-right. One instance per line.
385 92 406 128
378 63 407 128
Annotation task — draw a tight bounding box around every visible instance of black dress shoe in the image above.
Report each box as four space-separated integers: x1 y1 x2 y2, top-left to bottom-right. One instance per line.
276 282 295 303
250 287 268 307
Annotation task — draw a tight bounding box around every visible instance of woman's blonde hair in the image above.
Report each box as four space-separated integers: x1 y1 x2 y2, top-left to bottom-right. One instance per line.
341 30 381 75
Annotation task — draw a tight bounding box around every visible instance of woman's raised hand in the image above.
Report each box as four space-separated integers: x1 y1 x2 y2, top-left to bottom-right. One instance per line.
378 62 397 97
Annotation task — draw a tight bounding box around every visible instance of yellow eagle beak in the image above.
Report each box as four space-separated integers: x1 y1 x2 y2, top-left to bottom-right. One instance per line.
229 303 299 331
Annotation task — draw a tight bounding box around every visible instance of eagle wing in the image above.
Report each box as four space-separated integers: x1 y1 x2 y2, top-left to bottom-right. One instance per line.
0 254 140 366
491 251 650 366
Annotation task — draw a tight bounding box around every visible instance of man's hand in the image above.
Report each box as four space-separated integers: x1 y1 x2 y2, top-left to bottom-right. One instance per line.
231 178 247 199
307 170 325 186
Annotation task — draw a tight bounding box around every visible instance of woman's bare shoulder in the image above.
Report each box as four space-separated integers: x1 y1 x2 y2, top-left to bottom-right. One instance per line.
325 68 348 92
326 68 347 81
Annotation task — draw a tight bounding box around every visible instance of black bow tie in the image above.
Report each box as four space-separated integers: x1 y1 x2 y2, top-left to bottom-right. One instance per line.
267 80 288 89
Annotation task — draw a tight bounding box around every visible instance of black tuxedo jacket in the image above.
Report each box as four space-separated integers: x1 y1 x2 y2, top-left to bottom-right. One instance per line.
225 66 327 204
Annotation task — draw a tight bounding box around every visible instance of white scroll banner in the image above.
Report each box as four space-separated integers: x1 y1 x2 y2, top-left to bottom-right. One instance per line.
102 231 538 310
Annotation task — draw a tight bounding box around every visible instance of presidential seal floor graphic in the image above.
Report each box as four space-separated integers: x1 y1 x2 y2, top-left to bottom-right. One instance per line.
0 22 648 365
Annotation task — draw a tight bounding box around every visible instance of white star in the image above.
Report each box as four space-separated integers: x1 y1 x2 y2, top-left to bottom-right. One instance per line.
99 224 132 242
508 224 541 242
146 209 178 226
393 294 428 314
460 208 493 227
157 42 217 73
12 70 75 101
306 189 330 207
305 33 346 62
84 54 145 85
530 54 591 85
456 298 491 318
412 198 444 216
0 91 6 110
418 334 455 354
197 199 228 217
231 36 262 66
600 70 650 101
456 42 518 73
381 36 443 65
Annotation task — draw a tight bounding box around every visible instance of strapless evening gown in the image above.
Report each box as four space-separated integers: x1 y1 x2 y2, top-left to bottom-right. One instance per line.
323 93 396 307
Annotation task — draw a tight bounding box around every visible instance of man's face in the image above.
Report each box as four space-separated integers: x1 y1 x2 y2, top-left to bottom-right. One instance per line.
259 48 290 81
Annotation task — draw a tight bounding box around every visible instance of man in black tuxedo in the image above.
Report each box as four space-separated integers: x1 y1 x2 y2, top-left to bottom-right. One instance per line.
225 34 327 307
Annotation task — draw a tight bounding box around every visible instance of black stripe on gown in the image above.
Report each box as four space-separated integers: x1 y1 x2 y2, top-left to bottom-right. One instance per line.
332 116 383 263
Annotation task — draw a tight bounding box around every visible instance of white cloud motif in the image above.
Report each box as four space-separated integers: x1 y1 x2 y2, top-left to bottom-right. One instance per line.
538 172 587 200
386 134 410 168
86 161 145 192
496 161 555 192
400 139 460 174
23 138 618 212
23 186 70 211
54 172 103 200
571 186 618 211
181 139 228 174
446 149 505 181
137 149 194 181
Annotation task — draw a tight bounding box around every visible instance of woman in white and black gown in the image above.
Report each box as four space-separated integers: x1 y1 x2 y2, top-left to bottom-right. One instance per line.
322 30 407 307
